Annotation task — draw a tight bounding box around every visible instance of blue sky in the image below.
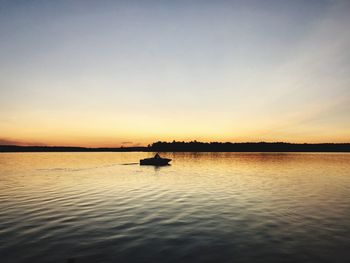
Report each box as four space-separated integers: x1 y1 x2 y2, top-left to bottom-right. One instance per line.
0 0 349 146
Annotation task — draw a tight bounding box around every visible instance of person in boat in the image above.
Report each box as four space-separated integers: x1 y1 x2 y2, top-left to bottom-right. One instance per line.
154 153 161 159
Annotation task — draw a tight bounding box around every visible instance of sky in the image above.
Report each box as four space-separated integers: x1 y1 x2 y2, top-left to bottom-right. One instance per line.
0 0 349 147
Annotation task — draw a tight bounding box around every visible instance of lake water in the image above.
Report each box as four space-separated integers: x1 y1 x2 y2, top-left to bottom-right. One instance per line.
0 152 349 263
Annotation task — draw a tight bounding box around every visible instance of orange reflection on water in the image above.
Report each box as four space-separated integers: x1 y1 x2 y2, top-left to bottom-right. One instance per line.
1 152 350 262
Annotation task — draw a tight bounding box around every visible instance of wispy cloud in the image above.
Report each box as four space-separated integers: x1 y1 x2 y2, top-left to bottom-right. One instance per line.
0 138 46 146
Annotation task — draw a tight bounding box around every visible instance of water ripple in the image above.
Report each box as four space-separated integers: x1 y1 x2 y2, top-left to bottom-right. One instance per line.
0 152 350 263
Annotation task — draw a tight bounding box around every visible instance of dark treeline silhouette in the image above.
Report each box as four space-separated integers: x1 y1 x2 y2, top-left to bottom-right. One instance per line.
1 141 350 152
149 141 350 152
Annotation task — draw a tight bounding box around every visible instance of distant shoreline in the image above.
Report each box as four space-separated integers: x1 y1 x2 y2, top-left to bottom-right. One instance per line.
1 142 350 152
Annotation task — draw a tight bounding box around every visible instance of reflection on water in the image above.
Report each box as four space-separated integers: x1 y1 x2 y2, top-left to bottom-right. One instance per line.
0 152 350 263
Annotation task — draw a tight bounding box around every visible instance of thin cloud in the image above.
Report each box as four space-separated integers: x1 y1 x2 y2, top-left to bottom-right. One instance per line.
0 138 46 146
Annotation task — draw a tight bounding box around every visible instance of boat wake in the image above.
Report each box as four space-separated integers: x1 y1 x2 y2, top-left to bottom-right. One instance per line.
37 163 133 172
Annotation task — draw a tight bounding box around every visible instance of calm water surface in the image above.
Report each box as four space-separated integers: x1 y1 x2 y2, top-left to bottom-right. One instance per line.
0 152 349 263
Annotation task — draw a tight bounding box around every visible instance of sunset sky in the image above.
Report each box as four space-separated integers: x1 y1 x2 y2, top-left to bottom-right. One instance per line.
1 0 349 147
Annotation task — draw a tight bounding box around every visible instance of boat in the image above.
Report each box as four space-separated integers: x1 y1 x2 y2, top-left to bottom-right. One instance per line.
140 153 171 166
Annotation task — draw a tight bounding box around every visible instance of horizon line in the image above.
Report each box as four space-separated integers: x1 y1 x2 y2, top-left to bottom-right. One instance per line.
2 141 350 153
1 141 350 149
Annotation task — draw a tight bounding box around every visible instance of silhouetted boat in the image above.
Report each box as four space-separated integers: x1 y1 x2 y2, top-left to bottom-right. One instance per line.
140 153 171 166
